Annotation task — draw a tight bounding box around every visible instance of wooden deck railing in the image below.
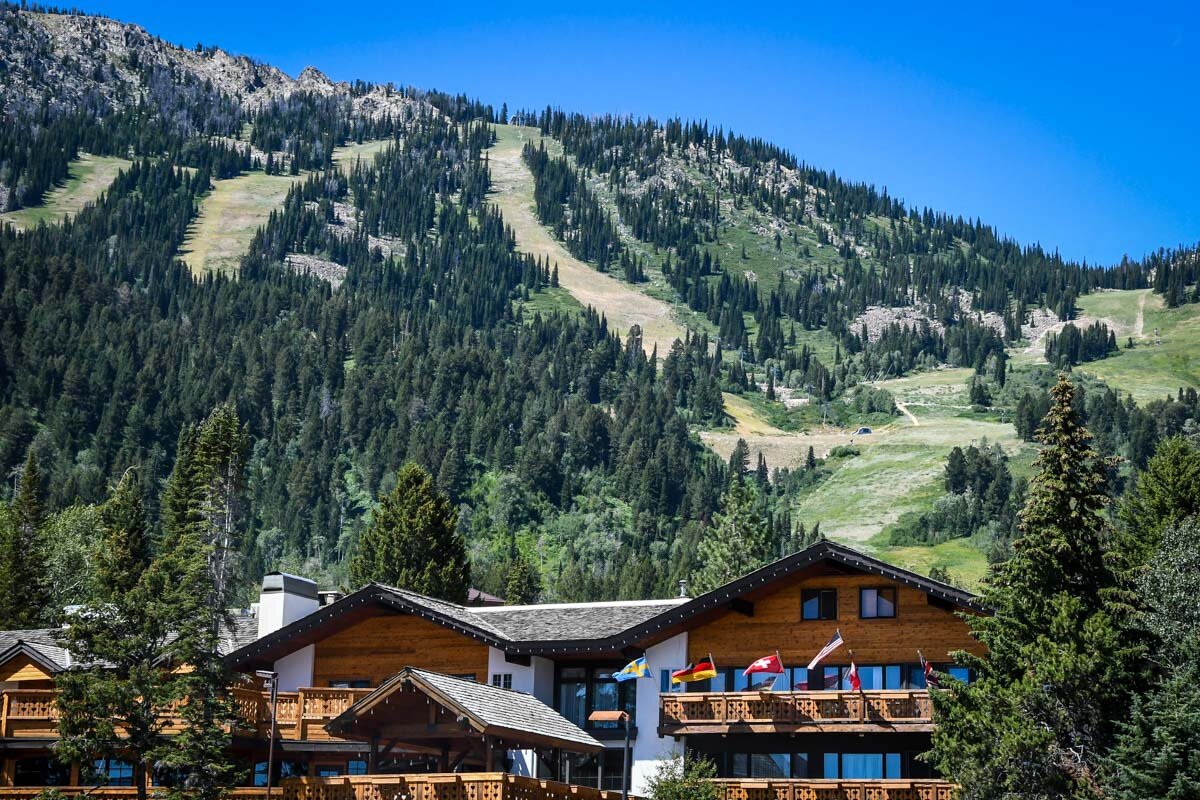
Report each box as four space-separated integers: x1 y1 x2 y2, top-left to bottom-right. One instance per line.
713 779 955 800
659 690 933 734
1 687 371 742
0 789 269 800
281 773 633 800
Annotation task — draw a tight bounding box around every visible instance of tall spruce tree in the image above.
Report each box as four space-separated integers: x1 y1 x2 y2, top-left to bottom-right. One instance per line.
1118 435 1200 565
348 463 469 602
152 407 248 800
0 451 51 628
1103 518 1200 798
929 375 1140 799
691 478 772 593
57 468 170 800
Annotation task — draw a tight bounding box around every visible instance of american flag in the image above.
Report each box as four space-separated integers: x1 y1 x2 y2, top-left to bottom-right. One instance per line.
806 629 845 670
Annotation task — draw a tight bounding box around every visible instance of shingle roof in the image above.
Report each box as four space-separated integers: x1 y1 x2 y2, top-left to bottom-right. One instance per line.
0 614 260 674
331 667 602 753
471 599 688 642
0 628 71 672
226 540 984 668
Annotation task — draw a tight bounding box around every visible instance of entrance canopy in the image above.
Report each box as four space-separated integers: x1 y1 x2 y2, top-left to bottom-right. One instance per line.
326 667 601 771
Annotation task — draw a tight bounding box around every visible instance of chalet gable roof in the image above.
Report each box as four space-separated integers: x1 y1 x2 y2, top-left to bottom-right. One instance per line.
224 540 983 668
0 630 71 675
327 667 602 753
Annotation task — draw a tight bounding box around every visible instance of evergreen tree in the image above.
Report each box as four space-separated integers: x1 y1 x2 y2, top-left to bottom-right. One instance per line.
503 547 541 605
152 408 247 800
1118 436 1200 564
691 479 772 593
929 376 1139 799
95 469 150 597
0 452 51 627
1103 518 1200 799
348 463 469 602
57 471 174 800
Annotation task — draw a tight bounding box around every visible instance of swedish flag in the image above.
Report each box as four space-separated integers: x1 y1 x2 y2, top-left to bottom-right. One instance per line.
613 656 650 682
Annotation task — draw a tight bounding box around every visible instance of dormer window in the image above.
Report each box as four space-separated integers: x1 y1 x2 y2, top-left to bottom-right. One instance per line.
860 587 896 618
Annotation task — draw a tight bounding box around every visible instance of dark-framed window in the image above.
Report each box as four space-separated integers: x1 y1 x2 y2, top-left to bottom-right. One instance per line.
90 758 134 786
555 665 637 730
347 760 368 776
802 589 837 620
822 752 902 779
316 766 342 778
253 760 309 787
328 679 370 689
491 673 513 690
860 587 897 618
13 757 70 787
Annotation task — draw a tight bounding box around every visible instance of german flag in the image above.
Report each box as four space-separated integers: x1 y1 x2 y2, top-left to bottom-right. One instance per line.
671 656 718 684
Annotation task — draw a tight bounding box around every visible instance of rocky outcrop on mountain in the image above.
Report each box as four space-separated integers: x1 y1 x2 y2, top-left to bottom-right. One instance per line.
0 6 426 121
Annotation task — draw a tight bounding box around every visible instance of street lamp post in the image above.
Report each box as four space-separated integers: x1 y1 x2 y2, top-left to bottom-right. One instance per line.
255 670 279 800
588 710 632 800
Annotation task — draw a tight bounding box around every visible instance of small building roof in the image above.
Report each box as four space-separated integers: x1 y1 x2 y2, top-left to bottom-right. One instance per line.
328 667 602 754
0 629 72 674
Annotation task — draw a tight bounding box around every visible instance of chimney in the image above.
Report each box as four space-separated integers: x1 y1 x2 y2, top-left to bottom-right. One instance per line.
257 572 319 639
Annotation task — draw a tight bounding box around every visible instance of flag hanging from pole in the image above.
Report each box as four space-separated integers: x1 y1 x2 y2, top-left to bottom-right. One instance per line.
743 653 784 677
671 656 718 684
807 630 845 670
847 660 861 691
918 650 939 688
614 657 650 682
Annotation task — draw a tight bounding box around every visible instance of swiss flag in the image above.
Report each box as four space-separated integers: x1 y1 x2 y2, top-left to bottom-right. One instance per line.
848 661 862 691
743 653 785 676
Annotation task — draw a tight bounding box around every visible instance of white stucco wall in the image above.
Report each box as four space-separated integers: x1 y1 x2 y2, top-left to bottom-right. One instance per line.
631 631 688 794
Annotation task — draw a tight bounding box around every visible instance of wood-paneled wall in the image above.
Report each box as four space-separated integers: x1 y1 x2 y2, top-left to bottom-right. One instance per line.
0 656 54 686
687 570 985 666
312 611 489 687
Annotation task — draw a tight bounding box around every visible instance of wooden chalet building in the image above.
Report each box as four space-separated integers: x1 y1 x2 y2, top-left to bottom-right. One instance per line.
0 541 986 800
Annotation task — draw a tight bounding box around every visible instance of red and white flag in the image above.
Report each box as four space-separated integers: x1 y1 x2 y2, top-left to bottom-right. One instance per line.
806 629 845 670
919 650 939 688
847 660 861 691
743 653 784 676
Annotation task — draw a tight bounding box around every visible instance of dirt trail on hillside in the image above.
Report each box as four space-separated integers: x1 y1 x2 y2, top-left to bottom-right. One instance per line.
1135 291 1146 337
486 125 686 357
895 401 920 426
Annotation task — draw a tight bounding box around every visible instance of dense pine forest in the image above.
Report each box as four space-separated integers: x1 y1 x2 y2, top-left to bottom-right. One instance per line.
1 2 1199 613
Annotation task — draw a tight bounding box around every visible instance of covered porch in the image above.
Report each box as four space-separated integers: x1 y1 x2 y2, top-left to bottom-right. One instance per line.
322 667 603 778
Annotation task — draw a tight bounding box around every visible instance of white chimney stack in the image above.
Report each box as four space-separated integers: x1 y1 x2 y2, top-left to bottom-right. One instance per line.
257 572 319 691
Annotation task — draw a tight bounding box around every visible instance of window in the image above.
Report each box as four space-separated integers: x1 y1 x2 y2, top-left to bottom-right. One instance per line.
91 758 134 786
316 766 342 778
884 665 903 689
947 666 971 684
491 673 513 690
14 757 70 787
860 587 896 618
823 753 902 779
329 679 370 689
557 666 637 730
347 760 368 776
802 589 837 620
253 760 309 787
559 668 588 728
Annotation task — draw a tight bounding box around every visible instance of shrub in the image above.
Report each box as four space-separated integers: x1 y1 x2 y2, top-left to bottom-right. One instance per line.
645 755 721 800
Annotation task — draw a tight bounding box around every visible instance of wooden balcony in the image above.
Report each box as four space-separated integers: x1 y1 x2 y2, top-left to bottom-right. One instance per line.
0 790 268 800
281 773 632 800
1 687 371 742
659 691 933 735
713 779 955 800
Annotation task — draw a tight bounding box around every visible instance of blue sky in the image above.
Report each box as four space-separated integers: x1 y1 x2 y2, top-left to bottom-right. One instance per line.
75 1 1199 264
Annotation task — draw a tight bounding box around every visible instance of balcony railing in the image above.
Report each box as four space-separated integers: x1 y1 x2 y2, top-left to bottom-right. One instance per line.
280 773 632 800
712 779 955 800
659 690 933 735
1 687 371 742
0 790 269 800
